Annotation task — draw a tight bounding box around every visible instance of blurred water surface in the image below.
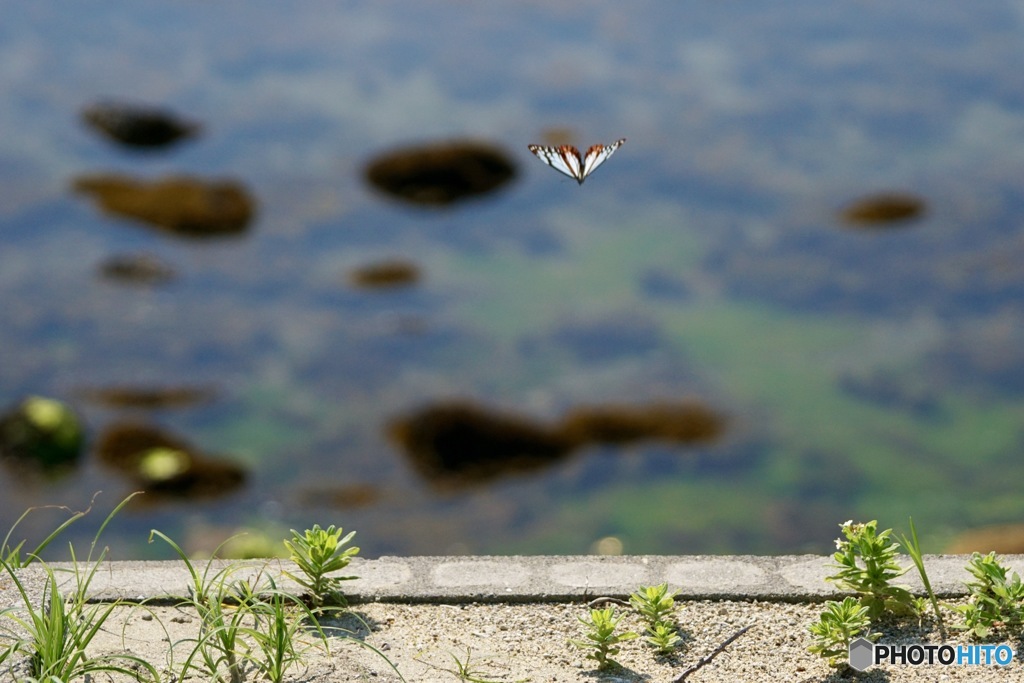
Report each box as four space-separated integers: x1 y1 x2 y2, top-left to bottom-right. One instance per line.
3 1 1024 558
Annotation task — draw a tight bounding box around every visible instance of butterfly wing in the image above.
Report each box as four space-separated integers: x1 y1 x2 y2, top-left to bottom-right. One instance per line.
580 138 626 181
528 144 585 183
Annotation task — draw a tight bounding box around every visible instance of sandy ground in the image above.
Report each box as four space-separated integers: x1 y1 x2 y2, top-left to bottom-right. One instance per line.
0 599 1020 682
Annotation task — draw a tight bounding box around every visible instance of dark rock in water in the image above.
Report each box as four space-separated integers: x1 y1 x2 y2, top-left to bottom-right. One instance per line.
75 384 216 409
364 140 517 207
95 422 245 499
297 483 383 509
348 259 421 289
0 396 84 471
81 101 200 149
73 174 255 238
387 401 572 485
840 192 925 226
387 398 728 487
556 401 726 447
98 252 177 285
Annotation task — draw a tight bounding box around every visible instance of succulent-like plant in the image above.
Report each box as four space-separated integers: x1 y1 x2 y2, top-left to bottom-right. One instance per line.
827 520 918 619
808 597 878 666
954 551 1024 639
629 583 683 654
570 606 638 670
283 524 359 608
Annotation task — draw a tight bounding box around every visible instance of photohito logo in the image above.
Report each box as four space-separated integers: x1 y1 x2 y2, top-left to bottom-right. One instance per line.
849 637 1015 671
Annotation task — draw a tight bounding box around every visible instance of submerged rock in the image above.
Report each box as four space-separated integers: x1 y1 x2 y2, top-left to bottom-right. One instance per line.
388 398 727 487
364 140 516 207
840 192 925 226
98 252 177 285
0 396 84 471
557 401 726 447
81 101 200 149
297 483 384 509
95 422 245 498
348 259 421 289
387 401 572 485
73 173 255 238
75 384 217 409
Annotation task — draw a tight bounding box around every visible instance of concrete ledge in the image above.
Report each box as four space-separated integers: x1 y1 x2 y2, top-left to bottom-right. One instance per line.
7 554 1022 606
6 556 1022 682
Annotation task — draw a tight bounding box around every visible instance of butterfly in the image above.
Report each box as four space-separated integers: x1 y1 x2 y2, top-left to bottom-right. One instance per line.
527 138 626 185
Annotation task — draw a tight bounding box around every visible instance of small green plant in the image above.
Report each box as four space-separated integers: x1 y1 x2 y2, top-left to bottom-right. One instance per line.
0 493 159 682
629 583 679 625
808 597 878 666
190 586 252 683
243 583 328 683
827 520 918 619
283 524 359 608
644 621 682 654
0 503 404 683
151 525 405 683
899 517 945 638
953 552 1024 639
443 648 521 683
10 568 159 682
571 606 638 670
150 529 254 683
629 583 682 653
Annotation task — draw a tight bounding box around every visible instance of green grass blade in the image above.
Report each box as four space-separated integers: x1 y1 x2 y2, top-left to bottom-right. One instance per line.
900 517 946 640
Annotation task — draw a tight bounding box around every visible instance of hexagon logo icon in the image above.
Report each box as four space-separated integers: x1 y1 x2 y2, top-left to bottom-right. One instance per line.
849 637 874 671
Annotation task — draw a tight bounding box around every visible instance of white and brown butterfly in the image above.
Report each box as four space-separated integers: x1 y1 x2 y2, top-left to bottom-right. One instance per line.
527 138 625 185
